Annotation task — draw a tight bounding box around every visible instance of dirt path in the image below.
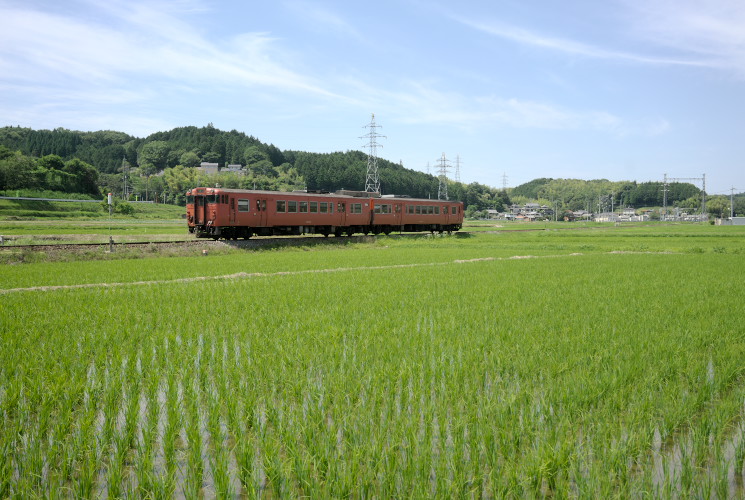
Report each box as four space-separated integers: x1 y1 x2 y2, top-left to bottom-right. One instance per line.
4 251 671 295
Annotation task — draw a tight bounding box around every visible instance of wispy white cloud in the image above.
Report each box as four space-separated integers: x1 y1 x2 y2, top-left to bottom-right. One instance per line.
0 0 339 104
453 15 716 69
282 1 364 41
622 0 745 77
344 79 663 137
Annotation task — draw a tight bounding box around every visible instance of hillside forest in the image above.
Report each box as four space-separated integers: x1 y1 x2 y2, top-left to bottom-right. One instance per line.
1 125 741 218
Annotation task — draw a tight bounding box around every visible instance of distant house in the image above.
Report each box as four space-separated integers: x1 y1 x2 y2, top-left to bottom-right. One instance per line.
573 210 593 220
198 162 218 175
594 212 620 223
508 203 554 221
222 164 246 175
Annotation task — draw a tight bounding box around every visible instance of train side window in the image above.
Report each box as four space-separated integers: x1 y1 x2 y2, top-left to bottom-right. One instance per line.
310 202 318 213
415 205 421 214
351 203 362 214
435 206 440 215
320 202 327 213
277 200 286 213
452 206 458 214
238 199 249 212
299 201 308 213
428 206 434 215
288 201 297 213
443 206 448 215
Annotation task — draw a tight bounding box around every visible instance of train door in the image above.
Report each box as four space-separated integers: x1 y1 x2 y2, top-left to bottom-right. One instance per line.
257 198 268 226
394 203 403 226
195 196 206 225
229 197 236 225
338 201 347 227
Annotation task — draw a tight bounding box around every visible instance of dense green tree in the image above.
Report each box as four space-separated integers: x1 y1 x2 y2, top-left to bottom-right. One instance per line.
180 151 201 168
63 158 100 195
37 154 66 171
138 140 170 174
0 151 36 190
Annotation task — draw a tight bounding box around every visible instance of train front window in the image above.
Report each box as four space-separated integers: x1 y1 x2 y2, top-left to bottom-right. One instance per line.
187 195 194 204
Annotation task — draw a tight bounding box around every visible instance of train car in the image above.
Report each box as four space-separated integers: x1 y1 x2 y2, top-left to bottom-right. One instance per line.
186 187 463 239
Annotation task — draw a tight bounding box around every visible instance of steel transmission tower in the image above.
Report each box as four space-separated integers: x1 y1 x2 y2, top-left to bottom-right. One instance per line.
662 173 707 220
360 114 386 193
454 155 462 183
437 153 451 200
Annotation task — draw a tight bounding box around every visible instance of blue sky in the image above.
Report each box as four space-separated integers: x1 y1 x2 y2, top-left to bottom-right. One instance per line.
1 0 743 195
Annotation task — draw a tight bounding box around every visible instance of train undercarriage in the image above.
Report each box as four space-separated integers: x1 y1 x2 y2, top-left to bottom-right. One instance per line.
191 223 462 240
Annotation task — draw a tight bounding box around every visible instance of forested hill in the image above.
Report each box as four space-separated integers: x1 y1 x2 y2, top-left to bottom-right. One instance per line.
511 177 704 211
0 124 451 201
1 124 719 213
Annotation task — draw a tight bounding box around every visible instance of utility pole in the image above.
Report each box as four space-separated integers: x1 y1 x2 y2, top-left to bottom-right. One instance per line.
121 156 130 200
360 113 386 193
731 187 737 219
702 173 706 216
437 153 451 201
662 173 668 220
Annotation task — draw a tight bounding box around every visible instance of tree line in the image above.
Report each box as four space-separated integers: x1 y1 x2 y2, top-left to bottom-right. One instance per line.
1 125 511 208
511 177 705 211
1 124 741 217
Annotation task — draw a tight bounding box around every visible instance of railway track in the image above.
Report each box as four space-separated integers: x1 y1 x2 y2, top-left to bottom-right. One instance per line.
0 232 459 252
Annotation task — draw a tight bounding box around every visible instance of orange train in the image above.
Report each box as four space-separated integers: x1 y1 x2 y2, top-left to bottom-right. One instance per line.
186 187 463 239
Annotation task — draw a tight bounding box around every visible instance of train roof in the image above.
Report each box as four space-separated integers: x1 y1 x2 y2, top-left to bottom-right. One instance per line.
188 187 461 204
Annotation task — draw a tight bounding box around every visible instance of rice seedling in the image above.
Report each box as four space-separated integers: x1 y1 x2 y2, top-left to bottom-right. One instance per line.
1 227 744 496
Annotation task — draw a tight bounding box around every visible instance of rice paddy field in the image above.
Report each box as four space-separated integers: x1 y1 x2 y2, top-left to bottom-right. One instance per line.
2 223 745 498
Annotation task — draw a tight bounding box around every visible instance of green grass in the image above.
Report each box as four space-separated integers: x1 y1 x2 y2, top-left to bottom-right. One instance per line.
0 197 184 221
2 225 745 497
